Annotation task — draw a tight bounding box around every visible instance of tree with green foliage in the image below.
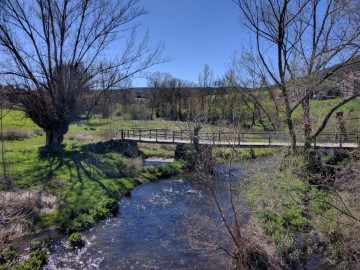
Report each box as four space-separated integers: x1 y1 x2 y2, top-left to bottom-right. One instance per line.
0 0 166 152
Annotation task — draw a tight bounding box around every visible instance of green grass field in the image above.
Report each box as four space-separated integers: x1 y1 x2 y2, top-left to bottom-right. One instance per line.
292 98 360 134
0 110 187 237
1 97 358 231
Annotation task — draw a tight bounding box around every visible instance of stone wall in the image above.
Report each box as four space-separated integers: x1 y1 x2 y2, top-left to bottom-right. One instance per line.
81 139 140 157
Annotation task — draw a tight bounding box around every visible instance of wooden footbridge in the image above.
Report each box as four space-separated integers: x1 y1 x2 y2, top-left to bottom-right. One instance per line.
118 129 359 149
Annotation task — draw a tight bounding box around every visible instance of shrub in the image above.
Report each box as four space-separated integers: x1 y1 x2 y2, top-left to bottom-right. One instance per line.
101 199 119 215
0 130 34 140
126 158 143 174
0 248 17 270
67 133 94 141
69 232 85 249
68 213 95 233
13 241 48 270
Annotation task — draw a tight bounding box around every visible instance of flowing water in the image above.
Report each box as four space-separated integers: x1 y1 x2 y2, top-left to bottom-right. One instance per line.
44 163 242 270
39 158 325 270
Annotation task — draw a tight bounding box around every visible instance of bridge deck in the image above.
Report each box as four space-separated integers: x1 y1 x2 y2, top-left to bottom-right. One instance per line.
117 129 359 149
122 137 358 149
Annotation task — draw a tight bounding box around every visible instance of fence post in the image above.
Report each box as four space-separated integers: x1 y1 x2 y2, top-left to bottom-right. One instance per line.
156 130 158 142
121 130 124 140
149 130 152 139
268 133 271 145
172 131 175 143
340 133 343 148
139 130 142 141
218 133 221 142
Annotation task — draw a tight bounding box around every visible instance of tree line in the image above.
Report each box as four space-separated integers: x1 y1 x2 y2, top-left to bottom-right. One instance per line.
0 0 359 153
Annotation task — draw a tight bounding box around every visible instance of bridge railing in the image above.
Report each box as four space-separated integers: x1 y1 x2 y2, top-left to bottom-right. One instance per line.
310 132 359 147
118 128 359 148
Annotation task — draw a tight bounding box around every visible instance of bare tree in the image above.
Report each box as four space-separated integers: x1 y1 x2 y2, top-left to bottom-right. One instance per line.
228 53 282 130
198 63 214 88
232 0 360 150
146 72 172 120
184 142 284 269
198 64 214 116
0 0 166 152
147 73 193 121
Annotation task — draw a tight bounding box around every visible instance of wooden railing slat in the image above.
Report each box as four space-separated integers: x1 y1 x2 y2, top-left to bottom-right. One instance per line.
116 129 359 148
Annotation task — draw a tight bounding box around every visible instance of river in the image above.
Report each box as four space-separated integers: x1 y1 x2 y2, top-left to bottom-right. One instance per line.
44 162 245 270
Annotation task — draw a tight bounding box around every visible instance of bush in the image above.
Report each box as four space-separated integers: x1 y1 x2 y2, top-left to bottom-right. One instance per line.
13 241 48 270
126 158 144 174
0 248 17 270
101 199 119 215
68 213 95 233
0 130 34 140
69 232 85 249
67 133 94 141
138 161 187 182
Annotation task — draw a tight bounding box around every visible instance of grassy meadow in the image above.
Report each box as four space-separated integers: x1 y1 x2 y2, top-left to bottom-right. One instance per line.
0 96 358 268
0 110 188 269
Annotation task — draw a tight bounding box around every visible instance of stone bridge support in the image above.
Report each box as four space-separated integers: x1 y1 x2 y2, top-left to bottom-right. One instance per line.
81 139 140 158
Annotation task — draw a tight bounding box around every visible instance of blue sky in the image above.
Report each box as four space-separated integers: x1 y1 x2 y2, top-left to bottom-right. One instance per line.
130 0 245 86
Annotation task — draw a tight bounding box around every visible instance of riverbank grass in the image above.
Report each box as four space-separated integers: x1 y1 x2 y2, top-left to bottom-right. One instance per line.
213 147 279 162
0 112 189 269
1 144 187 268
246 150 360 268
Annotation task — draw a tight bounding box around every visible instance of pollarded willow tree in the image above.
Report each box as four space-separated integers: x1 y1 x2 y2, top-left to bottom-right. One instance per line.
233 0 360 150
0 0 166 152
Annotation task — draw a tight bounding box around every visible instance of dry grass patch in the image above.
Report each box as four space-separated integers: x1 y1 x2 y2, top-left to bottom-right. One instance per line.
67 133 95 141
0 189 57 253
0 130 34 140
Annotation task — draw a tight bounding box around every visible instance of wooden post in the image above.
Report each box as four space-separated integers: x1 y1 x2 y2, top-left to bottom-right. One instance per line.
121 130 124 140
340 133 343 148
218 133 221 142
172 131 175 142
156 130 158 142
268 133 271 145
139 130 142 141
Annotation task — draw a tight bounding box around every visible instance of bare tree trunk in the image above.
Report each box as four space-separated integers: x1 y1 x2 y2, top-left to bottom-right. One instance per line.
281 87 297 151
312 95 359 140
42 122 69 152
302 93 312 149
0 107 10 189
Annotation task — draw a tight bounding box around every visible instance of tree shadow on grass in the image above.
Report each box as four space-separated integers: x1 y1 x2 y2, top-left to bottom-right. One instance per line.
16 149 140 232
31 151 132 201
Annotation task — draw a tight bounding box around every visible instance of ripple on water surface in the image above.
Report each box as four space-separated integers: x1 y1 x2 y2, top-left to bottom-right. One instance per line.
45 178 231 270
